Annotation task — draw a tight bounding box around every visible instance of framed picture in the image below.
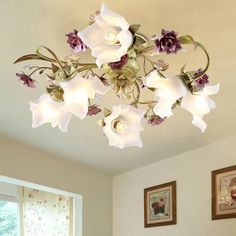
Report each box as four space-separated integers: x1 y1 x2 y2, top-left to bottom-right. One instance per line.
212 165 236 220
144 181 176 228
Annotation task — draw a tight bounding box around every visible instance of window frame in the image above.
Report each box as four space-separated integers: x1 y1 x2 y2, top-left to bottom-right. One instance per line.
0 193 20 236
0 176 83 236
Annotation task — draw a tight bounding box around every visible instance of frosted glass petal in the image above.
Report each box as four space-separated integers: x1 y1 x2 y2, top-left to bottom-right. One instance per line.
143 71 187 118
180 84 220 132
30 94 71 132
99 3 130 30
61 74 109 119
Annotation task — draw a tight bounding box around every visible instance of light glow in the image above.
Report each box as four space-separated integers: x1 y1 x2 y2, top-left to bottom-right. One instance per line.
112 119 128 134
104 29 119 45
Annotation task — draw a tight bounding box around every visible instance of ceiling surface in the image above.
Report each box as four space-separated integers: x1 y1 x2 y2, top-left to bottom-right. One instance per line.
0 0 235 175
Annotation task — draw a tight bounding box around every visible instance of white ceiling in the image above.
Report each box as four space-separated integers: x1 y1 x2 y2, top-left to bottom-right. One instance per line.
0 0 235 175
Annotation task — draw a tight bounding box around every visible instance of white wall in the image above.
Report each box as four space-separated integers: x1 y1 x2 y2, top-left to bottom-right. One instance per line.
113 135 236 236
0 136 112 236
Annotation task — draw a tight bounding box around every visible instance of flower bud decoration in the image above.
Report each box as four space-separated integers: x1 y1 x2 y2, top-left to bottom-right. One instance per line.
108 54 129 70
154 29 182 54
66 30 87 53
87 105 102 116
16 73 36 88
148 116 165 126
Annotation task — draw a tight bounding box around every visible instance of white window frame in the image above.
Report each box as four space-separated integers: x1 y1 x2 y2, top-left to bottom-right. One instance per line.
0 175 83 236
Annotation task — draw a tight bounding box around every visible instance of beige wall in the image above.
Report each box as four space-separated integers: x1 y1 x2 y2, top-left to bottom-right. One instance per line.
113 135 236 236
0 136 112 236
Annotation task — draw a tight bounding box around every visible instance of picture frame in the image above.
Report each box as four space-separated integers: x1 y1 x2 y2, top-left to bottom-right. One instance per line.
212 165 236 220
144 181 176 228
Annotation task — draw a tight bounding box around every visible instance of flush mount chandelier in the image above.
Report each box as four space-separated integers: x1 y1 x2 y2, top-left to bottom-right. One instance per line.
15 3 220 149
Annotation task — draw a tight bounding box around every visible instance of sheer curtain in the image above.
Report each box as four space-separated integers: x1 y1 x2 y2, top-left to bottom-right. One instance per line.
20 187 73 236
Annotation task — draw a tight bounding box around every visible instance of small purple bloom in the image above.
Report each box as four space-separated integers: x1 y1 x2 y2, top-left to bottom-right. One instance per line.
154 59 169 71
87 105 101 116
108 54 128 70
155 29 181 54
16 73 36 88
148 116 165 126
66 30 87 53
194 69 209 88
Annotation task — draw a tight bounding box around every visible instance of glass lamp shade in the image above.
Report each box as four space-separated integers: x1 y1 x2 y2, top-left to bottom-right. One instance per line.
78 3 133 67
61 73 110 119
103 104 145 149
143 71 187 118
181 84 220 132
143 71 220 132
30 94 72 132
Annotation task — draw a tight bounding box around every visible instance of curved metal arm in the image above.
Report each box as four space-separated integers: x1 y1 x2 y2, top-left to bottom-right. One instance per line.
192 42 210 80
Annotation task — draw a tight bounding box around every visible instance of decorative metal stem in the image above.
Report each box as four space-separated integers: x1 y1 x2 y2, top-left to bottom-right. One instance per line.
36 46 65 68
137 45 155 56
192 42 210 80
29 67 51 77
77 64 98 73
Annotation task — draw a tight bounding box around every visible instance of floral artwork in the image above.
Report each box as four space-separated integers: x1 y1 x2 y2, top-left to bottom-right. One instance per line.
14 3 220 149
21 187 73 236
212 165 236 220
144 181 176 227
150 191 169 219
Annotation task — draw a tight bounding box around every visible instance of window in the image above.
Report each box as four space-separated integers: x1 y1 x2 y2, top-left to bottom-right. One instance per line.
0 195 18 236
0 178 82 236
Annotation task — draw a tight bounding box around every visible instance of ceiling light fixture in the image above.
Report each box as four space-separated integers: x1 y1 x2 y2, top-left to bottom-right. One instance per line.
14 3 220 149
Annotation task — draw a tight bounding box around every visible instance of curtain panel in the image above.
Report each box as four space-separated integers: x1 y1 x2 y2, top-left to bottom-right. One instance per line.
20 187 73 236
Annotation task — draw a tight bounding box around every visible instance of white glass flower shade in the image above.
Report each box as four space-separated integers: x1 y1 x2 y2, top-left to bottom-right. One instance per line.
143 71 187 118
61 73 109 119
181 84 220 132
30 94 72 132
103 105 145 149
78 3 133 67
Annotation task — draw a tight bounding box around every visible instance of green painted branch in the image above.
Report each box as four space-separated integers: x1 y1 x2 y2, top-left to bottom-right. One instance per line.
36 46 64 68
76 64 98 73
78 62 97 67
130 81 141 106
137 45 155 56
29 67 51 77
138 100 156 105
192 42 210 80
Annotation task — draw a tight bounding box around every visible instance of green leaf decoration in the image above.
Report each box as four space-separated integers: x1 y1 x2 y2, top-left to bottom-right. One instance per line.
129 24 141 35
46 84 64 101
14 54 47 64
104 108 112 117
46 74 55 81
52 63 60 73
64 65 76 77
54 69 66 82
178 35 195 45
134 35 147 45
